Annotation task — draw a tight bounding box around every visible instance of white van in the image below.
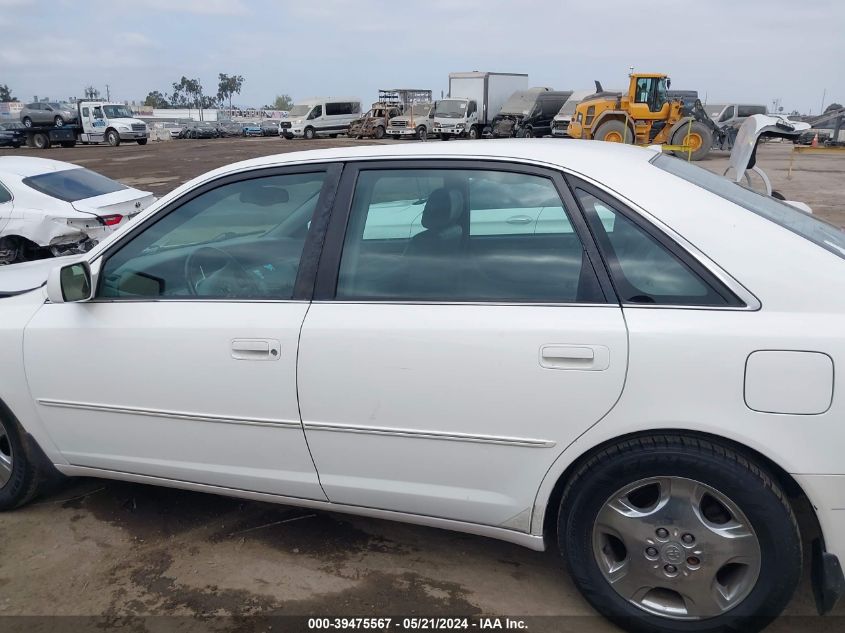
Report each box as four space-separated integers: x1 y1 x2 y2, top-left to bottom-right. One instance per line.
281 98 362 139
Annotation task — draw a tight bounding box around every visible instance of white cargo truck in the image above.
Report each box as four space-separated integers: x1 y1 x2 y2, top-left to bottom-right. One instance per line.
433 72 528 140
20 101 149 149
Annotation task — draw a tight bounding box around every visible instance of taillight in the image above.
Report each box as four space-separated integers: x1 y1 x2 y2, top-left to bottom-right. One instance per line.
98 214 123 227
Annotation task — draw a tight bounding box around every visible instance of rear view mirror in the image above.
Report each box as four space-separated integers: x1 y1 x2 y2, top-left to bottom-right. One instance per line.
238 185 289 206
46 261 93 303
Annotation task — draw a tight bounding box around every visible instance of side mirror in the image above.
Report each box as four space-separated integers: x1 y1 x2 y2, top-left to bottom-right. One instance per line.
46 261 93 303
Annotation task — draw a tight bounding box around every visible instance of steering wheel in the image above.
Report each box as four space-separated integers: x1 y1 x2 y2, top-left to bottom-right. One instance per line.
184 246 263 297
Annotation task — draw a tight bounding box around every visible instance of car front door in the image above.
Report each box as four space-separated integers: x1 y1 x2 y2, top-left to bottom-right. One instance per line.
298 161 628 529
23 165 340 499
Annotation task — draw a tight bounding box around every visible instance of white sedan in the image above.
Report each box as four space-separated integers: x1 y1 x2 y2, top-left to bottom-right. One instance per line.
0 140 843 633
0 156 155 265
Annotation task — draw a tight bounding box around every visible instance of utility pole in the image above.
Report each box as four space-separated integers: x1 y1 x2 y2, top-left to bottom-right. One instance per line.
105 84 111 101
820 88 826 114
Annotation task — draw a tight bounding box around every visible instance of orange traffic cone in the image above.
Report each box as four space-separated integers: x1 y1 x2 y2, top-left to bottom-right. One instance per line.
811 133 819 147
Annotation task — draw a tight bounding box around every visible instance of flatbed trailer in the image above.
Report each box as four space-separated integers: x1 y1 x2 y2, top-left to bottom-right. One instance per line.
23 125 81 149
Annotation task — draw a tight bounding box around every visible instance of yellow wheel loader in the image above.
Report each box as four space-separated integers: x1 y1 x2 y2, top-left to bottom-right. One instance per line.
567 73 716 160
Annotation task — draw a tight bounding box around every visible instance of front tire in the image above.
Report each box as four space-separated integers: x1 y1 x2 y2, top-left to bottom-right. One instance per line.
54 116 64 127
671 121 713 161
136 138 148 145
467 126 480 140
594 120 634 144
303 127 316 140
558 435 801 633
106 129 121 146
22 117 32 128
416 126 427 141
0 414 44 510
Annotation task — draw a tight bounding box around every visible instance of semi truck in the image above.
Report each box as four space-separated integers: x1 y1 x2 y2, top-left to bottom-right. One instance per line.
432 72 528 140
20 101 149 149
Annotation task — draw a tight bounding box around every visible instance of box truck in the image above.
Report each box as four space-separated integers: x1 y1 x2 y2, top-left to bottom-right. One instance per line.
432 72 528 140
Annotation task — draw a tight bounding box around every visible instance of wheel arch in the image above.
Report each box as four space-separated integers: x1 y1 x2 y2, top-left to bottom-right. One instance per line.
537 428 819 549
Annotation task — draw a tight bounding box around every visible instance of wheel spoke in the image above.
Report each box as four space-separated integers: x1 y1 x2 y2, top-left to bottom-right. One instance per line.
604 559 654 603
0 453 12 486
678 576 730 617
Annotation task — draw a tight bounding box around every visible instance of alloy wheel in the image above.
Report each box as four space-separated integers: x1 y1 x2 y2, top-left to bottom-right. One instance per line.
0 418 13 488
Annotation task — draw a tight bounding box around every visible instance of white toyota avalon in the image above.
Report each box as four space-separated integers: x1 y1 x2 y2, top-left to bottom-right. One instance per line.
0 140 843 633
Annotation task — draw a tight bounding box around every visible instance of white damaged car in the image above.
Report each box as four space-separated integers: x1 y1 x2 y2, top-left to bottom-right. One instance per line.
0 157 155 265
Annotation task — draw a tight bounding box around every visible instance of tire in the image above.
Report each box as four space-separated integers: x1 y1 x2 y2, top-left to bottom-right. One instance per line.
60 141 76 148
136 139 147 145
32 132 50 150
558 434 801 633
671 121 713 161
521 127 534 138
283 133 293 140
594 120 634 144
54 116 64 127
22 117 32 128
771 190 786 201
439 133 451 141
303 127 316 140
372 126 385 140
0 413 45 510
416 126 427 141
467 126 480 140
11 142 21 149
106 129 121 146
329 134 339 139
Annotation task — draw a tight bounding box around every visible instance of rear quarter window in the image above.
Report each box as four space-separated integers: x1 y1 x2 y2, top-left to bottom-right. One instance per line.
23 168 127 202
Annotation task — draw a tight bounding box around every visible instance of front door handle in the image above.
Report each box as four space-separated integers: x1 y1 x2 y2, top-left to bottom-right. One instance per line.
539 345 609 371
506 215 533 225
231 339 281 361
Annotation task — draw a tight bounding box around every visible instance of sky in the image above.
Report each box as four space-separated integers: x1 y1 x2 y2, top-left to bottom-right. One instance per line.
0 0 842 115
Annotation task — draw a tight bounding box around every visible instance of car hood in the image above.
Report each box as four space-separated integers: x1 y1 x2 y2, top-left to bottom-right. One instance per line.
0 254 83 296
71 188 156 217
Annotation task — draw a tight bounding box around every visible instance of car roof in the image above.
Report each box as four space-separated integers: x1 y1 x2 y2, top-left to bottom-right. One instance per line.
207 138 658 177
0 156 80 178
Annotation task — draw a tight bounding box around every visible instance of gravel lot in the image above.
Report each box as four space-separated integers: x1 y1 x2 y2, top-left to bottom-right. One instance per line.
0 137 843 632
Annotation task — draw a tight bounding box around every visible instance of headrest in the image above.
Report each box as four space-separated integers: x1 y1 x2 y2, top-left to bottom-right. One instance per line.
422 188 464 230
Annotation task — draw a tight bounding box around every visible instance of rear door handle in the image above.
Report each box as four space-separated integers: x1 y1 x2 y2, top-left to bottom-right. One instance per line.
231 338 281 361
540 345 609 371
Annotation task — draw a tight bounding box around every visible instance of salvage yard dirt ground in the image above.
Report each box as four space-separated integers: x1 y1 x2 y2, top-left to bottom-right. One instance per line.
0 138 843 632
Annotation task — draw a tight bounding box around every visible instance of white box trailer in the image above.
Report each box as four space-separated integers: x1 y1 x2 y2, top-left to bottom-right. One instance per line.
434 72 528 140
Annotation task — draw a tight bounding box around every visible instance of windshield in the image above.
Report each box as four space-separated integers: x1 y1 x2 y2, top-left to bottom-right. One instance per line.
102 105 134 118
499 91 538 115
289 104 313 117
23 168 127 202
435 99 467 118
410 103 431 117
654 154 845 260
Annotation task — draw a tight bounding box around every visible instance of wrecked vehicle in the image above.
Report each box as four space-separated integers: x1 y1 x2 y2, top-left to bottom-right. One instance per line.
0 157 155 265
348 103 403 139
491 88 571 138
386 102 435 140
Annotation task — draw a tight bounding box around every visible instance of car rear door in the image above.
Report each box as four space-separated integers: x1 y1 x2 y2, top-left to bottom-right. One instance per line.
298 160 628 529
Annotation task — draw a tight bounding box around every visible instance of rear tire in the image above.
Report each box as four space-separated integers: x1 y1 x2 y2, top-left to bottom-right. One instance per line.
54 116 64 127
22 117 32 128
0 413 45 510
594 120 634 144
558 434 801 633
671 121 712 161
32 132 50 149
106 129 121 146
60 141 76 148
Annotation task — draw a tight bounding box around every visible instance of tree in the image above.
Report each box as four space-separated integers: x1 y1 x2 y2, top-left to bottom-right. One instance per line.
273 94 294 111
217 74 244 111
824 103 843 113
171 76 204 116
0 84 16 102
84 85 101 100
144 90 170 108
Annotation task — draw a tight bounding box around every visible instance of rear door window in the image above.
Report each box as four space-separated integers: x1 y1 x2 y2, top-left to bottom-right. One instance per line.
576 187 737 306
